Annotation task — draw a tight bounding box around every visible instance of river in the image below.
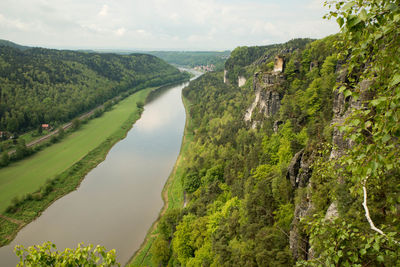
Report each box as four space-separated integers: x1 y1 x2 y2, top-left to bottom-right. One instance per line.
0 71 200 266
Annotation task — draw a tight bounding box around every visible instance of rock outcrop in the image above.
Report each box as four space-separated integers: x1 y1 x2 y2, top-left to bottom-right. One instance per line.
330 67 352 160
244 70 285 125
325 202 339 221
327 67 374 220
286 148 315 261
290 184 313 261
330 67 373 160
223 69 229 84
274 56 285 72
238 76 247 87
273 120 283 133
287 149 313 188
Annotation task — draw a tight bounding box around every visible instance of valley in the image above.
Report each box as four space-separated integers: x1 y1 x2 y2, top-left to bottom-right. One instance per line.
1 0 399 266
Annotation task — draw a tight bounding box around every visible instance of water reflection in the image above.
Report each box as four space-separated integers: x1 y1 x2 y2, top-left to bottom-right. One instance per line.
0 78 194 266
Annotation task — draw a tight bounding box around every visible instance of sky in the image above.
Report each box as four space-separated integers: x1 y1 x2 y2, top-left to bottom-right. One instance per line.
0 0 338 51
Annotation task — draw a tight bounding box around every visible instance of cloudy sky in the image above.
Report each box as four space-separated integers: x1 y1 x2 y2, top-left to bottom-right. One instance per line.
0 0 338 51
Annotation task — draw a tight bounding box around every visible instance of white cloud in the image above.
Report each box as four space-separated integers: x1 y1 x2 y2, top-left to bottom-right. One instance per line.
81 23 106 34
0 13 31 31
115 27 126 36
0 0 339 50
98 4 109 17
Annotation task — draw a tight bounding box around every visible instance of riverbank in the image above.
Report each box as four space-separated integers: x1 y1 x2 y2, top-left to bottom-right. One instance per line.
0 86 159 247
128 95 195 266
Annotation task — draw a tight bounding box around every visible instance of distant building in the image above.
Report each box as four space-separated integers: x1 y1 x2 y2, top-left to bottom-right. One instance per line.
41 124 50 129
194 64 216 72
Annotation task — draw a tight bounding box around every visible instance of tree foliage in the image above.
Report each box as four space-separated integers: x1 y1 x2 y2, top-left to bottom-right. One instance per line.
300 0 400 265
15 242 120 266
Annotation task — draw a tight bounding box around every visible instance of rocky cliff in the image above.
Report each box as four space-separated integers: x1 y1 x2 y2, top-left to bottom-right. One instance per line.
287 148 314 260
244 57 285 126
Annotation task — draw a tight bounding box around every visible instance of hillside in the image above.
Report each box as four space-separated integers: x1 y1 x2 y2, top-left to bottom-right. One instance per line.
144 51 230 71
0 39 31 51
0 45 190 134
144 1 400 266
146 36 338 266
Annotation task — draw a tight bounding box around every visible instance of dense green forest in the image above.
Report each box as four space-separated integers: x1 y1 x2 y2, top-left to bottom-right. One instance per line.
0 45 189 134
144 51 230 70
149 36 337 266
7 0 400 265
147 1 400 266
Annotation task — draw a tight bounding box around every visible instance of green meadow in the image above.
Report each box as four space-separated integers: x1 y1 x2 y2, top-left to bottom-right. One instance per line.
0 87 153 213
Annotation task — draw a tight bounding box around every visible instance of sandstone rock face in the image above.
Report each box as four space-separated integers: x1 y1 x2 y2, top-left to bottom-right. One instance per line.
325 202 339 221
286 149 313 188
274 56 285 72
244 89 261 122
259 89 281 117
287 149 314 261
238 76 246 87
290 185 313 261
273 120 283 133
330 70 374 160
330 67 352 160
254 72 284 117
288 64 375 262
326 69 374 238
244 71 284 124
224 69 228 84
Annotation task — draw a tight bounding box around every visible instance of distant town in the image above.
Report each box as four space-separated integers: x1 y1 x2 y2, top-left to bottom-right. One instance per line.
193 64 216 72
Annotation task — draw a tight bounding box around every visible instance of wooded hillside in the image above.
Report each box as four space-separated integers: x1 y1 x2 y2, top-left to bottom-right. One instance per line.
148 1 400 265
0 45 189 133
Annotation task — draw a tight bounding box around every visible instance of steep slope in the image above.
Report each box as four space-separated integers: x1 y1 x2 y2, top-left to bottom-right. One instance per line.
148 2 400 262
144 36 340 266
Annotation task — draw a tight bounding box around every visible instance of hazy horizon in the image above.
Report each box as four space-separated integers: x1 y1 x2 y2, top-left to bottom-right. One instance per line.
0 0 338 51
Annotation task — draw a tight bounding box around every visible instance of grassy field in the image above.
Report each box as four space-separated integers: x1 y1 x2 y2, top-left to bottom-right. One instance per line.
0 87 153 213
129 96 194 267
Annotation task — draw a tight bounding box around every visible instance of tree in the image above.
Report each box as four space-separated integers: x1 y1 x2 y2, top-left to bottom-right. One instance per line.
151 236 170 266
37 124 43 135
58 127 65 139
72 118 81 130
172 214 196 265
15 242 120 266
15 139 28 159
1 151 10 167
136 101 144 109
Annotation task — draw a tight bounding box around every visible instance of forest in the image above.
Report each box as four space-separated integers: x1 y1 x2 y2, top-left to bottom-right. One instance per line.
144 51 230 71
0 45 190 134
146 0 400 266
7 0 400 265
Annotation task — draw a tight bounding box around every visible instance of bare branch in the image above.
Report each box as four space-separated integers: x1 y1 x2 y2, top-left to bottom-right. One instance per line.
362 178 385 236
362 178 399 245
